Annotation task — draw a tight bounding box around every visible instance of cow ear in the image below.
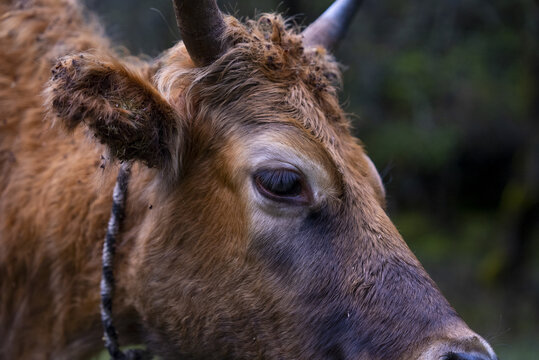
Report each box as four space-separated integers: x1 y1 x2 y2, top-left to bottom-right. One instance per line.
45 53 182 173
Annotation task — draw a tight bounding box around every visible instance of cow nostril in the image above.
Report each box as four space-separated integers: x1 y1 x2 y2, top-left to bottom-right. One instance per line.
443 351 497 360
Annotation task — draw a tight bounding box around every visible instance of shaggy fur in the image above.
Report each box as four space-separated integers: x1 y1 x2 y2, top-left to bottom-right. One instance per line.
0 1 495 359
48 54 180 170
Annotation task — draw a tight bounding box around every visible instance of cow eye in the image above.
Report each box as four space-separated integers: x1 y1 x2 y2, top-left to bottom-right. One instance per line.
253 168 310 205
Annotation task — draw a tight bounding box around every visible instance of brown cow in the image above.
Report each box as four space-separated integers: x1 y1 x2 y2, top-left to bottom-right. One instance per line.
0 0 498 359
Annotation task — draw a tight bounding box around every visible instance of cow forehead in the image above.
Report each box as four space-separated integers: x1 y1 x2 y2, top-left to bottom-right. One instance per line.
155 12 376 197
157 13 345 123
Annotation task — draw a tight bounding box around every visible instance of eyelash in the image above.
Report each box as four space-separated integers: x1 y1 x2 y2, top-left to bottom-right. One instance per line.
253 168 311 205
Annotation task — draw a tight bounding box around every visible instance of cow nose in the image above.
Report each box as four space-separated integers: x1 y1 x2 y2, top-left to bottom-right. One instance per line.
443 351 498 360
419 334 497 360
440 335 498 360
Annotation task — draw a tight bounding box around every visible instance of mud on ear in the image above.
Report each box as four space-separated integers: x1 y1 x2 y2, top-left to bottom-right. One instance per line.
45 53 182 173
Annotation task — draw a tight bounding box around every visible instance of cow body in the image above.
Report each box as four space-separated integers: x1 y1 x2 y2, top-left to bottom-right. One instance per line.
0 1 497 359
0 2 128 358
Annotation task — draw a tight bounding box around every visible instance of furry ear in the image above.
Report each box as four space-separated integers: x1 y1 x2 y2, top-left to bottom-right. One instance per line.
45 53 181 172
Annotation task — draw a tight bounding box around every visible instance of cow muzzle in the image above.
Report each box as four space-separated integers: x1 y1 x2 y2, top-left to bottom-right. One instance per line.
417 334 497 360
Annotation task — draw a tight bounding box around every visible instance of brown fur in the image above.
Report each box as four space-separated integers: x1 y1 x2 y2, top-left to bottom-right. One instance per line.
0 1 494 359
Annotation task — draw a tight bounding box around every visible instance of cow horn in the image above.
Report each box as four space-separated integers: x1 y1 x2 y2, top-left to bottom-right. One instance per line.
172 0 227 66
302 0 363 51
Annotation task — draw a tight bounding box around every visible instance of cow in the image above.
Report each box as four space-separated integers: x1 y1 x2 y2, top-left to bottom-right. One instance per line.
0 0 499 359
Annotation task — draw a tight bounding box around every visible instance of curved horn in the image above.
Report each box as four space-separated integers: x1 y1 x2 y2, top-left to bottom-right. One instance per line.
302 0 363 51
172 0 227 66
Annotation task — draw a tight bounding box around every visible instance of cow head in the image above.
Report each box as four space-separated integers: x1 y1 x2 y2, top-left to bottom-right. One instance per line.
46 0 497 359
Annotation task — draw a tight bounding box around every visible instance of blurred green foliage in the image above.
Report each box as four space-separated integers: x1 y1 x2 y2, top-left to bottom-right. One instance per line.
85 0 539 358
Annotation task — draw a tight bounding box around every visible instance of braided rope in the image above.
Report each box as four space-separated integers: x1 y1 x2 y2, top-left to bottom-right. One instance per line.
100 163 152 360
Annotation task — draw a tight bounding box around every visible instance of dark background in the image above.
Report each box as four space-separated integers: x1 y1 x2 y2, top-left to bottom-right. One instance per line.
84 0 539 358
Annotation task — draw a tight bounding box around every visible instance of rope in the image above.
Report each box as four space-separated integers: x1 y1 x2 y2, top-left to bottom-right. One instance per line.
100 163 152 360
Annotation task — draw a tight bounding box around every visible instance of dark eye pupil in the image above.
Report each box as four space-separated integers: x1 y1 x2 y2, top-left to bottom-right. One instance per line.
255 169 303 198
